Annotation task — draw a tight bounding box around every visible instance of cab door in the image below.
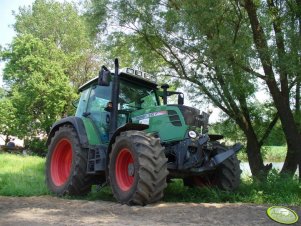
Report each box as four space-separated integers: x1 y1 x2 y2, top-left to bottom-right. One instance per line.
86 84 112 143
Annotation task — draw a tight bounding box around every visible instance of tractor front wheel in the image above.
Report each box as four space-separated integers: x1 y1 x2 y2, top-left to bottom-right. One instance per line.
45 125 93 196
109 131 168 205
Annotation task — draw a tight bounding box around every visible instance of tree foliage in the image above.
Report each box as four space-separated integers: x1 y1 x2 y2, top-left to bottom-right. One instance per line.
0 96 17 144
1 34 76 137
86 0 301 179
0 0 103 143
14 0 100 88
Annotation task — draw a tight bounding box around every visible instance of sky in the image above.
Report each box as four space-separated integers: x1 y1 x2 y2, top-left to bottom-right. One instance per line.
0 0 36 87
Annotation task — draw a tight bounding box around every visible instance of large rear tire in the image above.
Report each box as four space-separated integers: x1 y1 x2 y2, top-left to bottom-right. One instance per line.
109 131 168 205
184 143 241 191
45 125 93 196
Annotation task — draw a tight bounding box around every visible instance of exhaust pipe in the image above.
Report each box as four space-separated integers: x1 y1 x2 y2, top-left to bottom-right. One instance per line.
109 58 120 140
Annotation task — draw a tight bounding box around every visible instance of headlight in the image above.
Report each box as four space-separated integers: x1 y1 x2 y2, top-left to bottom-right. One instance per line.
188 131 197 138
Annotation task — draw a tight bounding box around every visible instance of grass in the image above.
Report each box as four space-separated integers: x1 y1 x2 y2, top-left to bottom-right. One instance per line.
86 172 301 205
162 173 301 205
1 152 300 205
237 146 287 162
0 153 48 196
262 146 287 162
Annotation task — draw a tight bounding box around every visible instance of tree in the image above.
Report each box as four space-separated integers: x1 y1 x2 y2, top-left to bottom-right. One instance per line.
1 34 76 137
242 0 301 176
14 0 100 88
0 87 5 98
0 96 17 145
86 0 280 180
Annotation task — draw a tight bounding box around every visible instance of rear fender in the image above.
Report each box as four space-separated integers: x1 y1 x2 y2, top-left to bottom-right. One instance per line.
46 116 89 147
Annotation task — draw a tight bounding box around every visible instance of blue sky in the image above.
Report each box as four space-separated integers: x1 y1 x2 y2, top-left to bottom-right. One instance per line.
0 0 35 46
0 0 35 87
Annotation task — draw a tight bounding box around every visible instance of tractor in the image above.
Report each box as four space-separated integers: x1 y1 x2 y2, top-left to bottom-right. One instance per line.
45 59 242 205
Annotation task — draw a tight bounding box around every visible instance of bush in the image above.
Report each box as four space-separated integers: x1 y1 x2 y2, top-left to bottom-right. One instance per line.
24 137 47 157
237 146 286 162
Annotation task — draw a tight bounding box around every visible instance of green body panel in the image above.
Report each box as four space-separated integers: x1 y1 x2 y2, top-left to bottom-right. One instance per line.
81 117 101 145
81 104 188 145
131 105 188 142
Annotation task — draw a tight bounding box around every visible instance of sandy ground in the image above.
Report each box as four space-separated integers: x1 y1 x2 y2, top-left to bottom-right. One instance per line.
0 196 300 226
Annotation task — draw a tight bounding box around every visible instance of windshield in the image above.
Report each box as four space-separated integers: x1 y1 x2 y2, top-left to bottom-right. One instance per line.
119 80 159 111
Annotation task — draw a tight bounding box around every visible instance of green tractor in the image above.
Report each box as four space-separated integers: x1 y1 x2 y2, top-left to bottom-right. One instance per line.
45 59 242 205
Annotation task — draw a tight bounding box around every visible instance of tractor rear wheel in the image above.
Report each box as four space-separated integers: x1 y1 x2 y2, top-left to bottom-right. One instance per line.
109 131 168 205
184 143 241 191
45 125 93 196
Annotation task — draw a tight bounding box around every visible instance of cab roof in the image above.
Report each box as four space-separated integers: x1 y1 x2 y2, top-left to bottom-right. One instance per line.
78 68 158 92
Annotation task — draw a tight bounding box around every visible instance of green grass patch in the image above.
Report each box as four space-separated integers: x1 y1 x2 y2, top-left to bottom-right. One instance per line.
1 153 300 205
238 146 287 162
85 170 300 205
262 146 287 162
0 153 48 196
162 172 300 205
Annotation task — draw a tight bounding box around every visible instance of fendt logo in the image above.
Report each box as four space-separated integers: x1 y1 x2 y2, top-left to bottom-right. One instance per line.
267 206 299 224
132 111 168 122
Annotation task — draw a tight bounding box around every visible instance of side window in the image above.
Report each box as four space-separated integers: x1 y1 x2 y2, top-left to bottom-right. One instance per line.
75 88 90 117
86 85 112 143
87 86 111 112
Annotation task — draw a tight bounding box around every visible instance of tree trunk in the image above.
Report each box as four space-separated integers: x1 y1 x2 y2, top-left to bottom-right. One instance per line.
235 98 271 180
244 0 301 177
4 135 10 146
276 100 300 175
296 81 300 117
234 110 272 180
266 81 300 175
244 129 270 180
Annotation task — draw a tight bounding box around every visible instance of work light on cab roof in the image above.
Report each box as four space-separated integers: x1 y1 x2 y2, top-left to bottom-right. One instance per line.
121 67 156 83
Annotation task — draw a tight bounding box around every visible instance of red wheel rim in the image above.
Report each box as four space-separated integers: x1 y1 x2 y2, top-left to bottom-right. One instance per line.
50 139 72 186
115 148 135 191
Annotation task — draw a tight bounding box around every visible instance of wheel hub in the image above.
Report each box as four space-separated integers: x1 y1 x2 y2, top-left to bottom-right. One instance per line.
128 163 135 176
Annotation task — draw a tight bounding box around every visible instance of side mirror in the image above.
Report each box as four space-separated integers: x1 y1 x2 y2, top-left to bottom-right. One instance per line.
178 93 184 105
98 66 111 86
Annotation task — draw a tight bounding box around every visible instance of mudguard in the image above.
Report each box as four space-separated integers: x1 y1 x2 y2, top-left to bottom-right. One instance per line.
46 116 89 147
107 123 149 153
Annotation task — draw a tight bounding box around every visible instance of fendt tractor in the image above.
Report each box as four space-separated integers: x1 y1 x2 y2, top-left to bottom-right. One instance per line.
45 59 242 205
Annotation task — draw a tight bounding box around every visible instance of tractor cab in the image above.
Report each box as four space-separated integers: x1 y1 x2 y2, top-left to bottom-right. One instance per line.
75 67 161 143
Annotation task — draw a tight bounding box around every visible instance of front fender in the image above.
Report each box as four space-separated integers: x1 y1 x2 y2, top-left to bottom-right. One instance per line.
105 123 149 179
107 123 149 154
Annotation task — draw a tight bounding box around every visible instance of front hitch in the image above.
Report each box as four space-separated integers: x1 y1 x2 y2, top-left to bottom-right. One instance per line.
190 143 243 174
208 143 242 167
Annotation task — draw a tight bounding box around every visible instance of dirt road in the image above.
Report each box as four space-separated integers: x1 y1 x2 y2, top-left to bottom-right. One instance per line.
0 196 299 225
